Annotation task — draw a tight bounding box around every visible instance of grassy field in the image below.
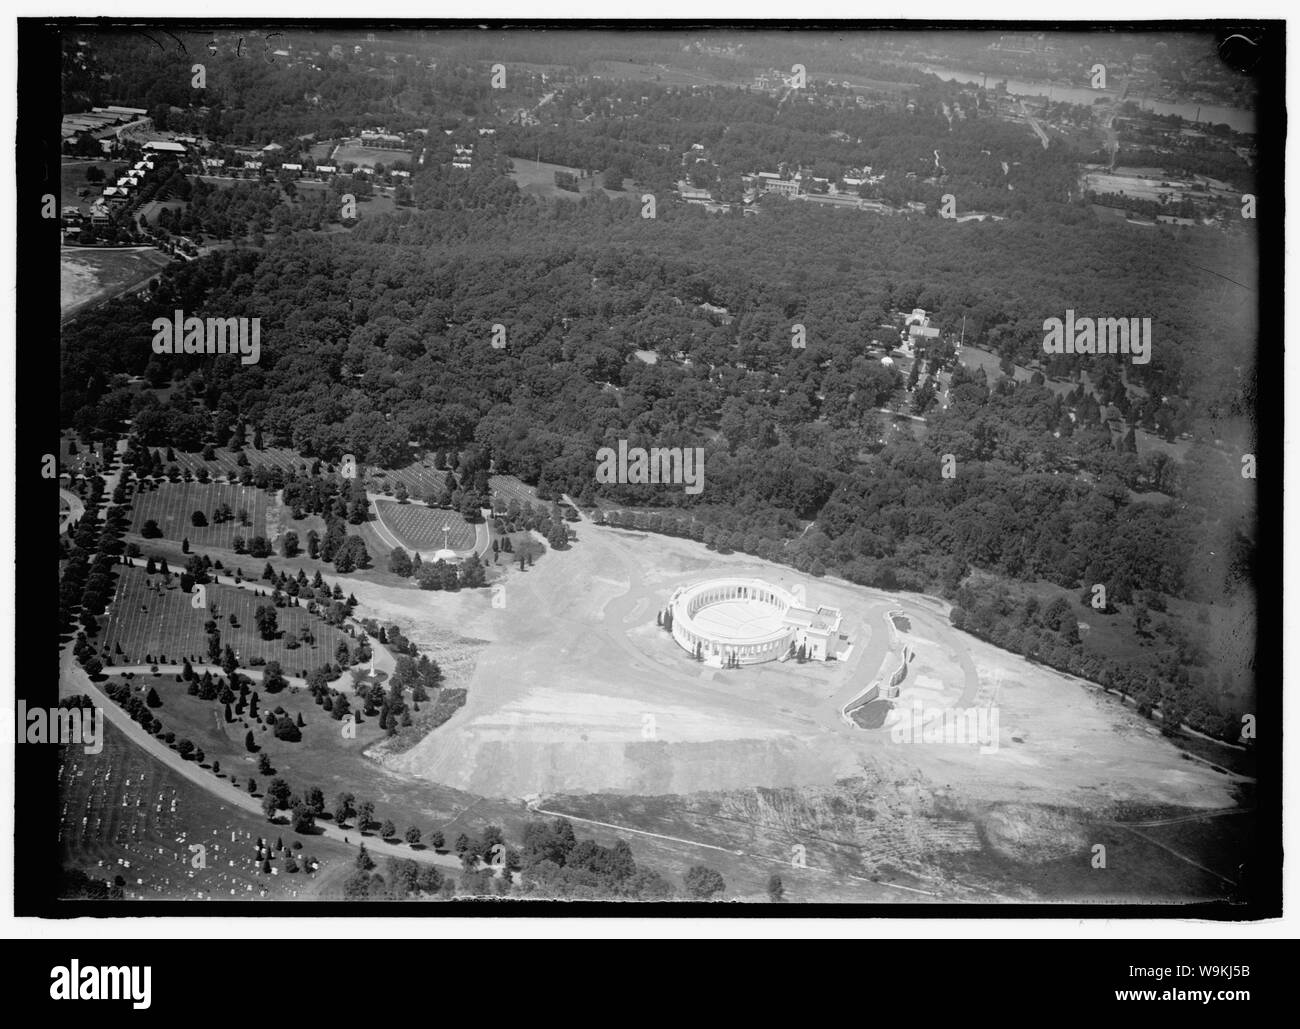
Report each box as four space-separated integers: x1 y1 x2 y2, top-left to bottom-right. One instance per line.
61 247 173 321
368 453 450 498
99 564 352 675
60 159 120 208
291 179 400 220
60 430 111 478
156 444 314 480
508 158 624 201
374 500 476 551
99 670 494 856
589 59 735 87
60 720 354 900
129 481 269 550
489 474 542 508
332 143 415 169
136 198 187 226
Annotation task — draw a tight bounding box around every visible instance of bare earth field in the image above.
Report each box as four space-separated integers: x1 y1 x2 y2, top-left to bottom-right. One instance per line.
73 495 1252 902
60 247 172 320
381 519 1239 808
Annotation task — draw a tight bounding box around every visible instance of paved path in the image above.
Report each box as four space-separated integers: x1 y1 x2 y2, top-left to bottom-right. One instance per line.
59 648 465 873
59 487 86 533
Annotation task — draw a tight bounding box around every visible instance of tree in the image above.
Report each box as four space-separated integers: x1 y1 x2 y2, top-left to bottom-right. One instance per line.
281 531 299 558
387 546 413 577
245 729 257 752
191 510 208 527
357 800 375 832
257 752 274 776
334 792 356 827
262 660 288 693
405 825 422 846
356 843 375 871
291 801 315 833
268 777 292 808
428 830 445 851
683 865 725 900
254 605 279 641
380 819 396 840
262 792 279 820
145 686 162 708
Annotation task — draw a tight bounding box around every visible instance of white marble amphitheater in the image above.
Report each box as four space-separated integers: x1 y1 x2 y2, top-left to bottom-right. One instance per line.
667 577 846 668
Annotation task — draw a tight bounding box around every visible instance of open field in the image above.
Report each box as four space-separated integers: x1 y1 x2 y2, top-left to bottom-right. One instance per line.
355 512 1250 901
60 159 120 208
136 198 187 225
92 669 493 861
589 60 736 87
156 442 448 492
508 158 623 201
489 474 541 508
60 431 111 478
156 444 314 480
369 454 450 498
99 564 352 674
129 480 268 549
332 143 415 168
59 721 355 900
374 500 476 551
61 247 172 320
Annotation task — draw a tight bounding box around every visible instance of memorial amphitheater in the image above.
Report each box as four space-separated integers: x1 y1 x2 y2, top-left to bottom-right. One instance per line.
666 577 847 668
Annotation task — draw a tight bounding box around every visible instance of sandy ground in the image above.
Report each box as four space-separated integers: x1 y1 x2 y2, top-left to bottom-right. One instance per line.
362 516 1242 815
61 247 172 319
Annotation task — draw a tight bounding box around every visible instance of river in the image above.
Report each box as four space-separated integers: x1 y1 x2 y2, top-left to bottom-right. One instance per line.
915 63 1255 135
